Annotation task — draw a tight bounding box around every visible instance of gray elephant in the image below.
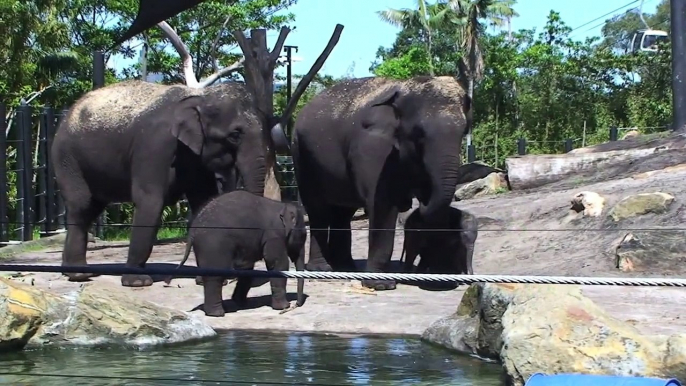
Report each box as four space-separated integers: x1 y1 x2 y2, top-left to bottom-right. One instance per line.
164 190 307 317
51 80 290 287
291 75 472 290
401 206 477 290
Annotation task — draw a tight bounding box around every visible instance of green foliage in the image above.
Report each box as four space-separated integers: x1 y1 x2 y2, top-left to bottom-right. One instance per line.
373 1 673 168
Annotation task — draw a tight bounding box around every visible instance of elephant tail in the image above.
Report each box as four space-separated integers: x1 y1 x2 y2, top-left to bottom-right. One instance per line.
164 235 194 285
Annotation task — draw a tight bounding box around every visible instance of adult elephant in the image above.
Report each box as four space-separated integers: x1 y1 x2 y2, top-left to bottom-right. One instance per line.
51 80 288 287
291 75 472 290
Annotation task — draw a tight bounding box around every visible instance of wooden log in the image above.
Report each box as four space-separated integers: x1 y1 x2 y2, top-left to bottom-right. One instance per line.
505 133 686 191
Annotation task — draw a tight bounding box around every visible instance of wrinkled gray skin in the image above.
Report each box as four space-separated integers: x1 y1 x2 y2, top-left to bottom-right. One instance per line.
51 80 287 288
401 206 478 290
291 76 472 291
165 190 307 317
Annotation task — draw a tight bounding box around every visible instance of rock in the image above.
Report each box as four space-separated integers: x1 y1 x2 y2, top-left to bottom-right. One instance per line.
614 230 686 273
632 163 686 180
622 129 641 140
454 172 509 201
422 283 686 386
570 191 606 217
0 278 47 350
0 278 216 351
608 192 675 221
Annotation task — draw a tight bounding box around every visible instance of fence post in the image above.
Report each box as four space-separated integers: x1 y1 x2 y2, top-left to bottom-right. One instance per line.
609 126 618 141
93 51 106 239
517 138 527 155
467 144 476 163
55 109 69 230
40 106 57 235
0 104 7 243
17 103 34 241
564 138 573 153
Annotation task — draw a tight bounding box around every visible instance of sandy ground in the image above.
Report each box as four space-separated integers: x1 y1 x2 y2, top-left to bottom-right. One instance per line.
4 167 686 337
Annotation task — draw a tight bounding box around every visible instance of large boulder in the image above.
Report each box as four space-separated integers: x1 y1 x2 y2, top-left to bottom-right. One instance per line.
614 230 686 273
422 283 686 386
608 192 675 222
0 278 216 350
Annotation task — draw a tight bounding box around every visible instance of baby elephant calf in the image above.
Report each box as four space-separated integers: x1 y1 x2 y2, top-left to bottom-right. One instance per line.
165 190 307 317
401 206 478 290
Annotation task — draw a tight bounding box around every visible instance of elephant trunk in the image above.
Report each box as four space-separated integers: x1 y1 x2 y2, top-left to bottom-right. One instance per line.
418 142 462 224
237 151 267 196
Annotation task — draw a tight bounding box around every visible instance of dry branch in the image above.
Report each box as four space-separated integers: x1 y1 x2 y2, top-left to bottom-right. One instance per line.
157 21 244 88
279 23 344 127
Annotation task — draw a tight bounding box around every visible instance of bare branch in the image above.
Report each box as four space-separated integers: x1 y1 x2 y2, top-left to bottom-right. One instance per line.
268 27 291 64
280 24 344 125
210 15 233 72
157 21 200 88
198 57 245 88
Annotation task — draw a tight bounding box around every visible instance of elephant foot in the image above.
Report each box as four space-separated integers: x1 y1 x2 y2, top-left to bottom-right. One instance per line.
271 297 290 311
361 279 396 291
305 260 332 271
231 294 248 309
65 272 97 282
121 274 153 287
195 276 228 286
203 305 226 317
419 281 458 291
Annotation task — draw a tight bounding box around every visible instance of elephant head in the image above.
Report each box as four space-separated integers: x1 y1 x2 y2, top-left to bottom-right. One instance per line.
170 88 288 197
362 77 472 223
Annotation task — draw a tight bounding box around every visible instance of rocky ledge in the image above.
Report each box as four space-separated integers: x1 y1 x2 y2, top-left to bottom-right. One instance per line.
422 283 686 386
0 277 216 351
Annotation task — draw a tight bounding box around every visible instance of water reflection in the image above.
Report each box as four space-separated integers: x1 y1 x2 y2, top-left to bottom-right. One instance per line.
0 331 503 385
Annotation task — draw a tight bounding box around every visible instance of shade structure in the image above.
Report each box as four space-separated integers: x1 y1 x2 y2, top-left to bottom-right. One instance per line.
112 0 223 48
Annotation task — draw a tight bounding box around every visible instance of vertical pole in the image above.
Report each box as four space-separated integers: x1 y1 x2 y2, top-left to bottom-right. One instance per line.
56 109 69 230
44 106 56 233
517 138 527 155
609 126 618 141
0 104 7 242
38 107 49 236
18 103 34 241
92 51 106 239
467 144 476 163
671 0 686 132
564 138 573 153
284 45 298 139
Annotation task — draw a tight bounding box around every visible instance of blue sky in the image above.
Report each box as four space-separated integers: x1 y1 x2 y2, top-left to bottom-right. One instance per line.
108 0 661 80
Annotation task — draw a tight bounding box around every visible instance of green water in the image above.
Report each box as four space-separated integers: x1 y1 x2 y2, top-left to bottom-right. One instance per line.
0 331 504 385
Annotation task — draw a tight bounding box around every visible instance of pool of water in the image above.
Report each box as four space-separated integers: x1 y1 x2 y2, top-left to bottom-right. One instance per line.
0 330 503 385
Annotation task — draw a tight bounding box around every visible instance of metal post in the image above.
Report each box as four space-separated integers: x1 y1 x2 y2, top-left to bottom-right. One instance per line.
284 45 298 138
609 126 618 141
517 138 527 155
38 107 48 236
0 104 7 242
564 138 573 153
467 144 476 163
44 106 57 233
672 0 686 132
92 51 106 238
17 103 34 241
56 109 69 230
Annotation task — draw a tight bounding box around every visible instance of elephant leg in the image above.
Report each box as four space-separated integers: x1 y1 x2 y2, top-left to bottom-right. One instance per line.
121 192 164 287
328 206 357 272
187 189 228 287
362 202 399 291
231 261 255 308
304 207 332 271
61 198 107 282
202 277 226 317
263 239 290 310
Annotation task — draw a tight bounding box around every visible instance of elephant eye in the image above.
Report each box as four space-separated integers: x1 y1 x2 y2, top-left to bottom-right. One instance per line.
227 129 243 143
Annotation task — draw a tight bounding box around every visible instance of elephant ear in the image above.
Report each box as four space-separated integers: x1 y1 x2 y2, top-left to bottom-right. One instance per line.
280 204 298 235
361 86 403 149
171 95 207 155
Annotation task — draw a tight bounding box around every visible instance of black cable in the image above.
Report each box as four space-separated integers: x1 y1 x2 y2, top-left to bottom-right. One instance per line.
570 0 642 33
0 371 346 385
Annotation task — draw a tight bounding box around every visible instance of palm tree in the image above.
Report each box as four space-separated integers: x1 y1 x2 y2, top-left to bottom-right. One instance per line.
377 0 452 76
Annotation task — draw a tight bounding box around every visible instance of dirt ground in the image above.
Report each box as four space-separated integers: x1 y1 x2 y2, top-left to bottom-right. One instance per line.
4 166 686 337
